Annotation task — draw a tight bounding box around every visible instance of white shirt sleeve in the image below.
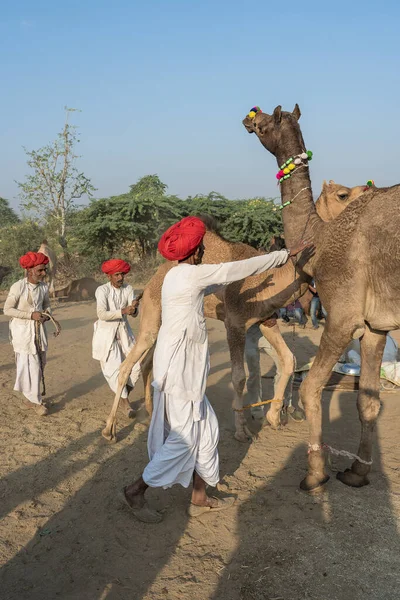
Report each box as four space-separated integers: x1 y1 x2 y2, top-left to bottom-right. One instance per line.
192 250 289 290
4 282 33 320
95 286 122 321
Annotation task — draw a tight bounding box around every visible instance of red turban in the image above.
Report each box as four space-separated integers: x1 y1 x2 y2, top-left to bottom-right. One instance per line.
19 252 49 269
101 259 131 275
158 217 206 261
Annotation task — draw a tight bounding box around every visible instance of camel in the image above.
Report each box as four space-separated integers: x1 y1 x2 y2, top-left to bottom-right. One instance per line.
54 277 99 301
242 103 400 491
316 180 368 222
102 182 369 444
38 240 57 296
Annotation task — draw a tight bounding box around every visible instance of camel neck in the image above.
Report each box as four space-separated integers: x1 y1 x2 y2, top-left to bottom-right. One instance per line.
275 151 322 249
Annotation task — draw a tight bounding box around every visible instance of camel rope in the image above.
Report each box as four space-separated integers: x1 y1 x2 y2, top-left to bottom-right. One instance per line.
308 442 373 466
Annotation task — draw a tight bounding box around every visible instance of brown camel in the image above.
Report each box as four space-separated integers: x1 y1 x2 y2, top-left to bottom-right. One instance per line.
316 180 368 222
102 182 369 444
38 240 57 296
242 103 400 490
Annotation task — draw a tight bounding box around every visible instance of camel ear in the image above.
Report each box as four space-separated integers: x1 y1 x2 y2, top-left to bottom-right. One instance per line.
292 104 301 121
273 105 282 124
322 180 327 190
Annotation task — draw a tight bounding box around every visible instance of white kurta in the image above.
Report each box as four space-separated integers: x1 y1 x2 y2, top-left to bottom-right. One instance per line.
92 282 141 398
4 278 51 405
143 250 289 489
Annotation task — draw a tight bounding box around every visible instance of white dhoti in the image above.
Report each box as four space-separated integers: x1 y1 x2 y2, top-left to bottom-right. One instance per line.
100 337 141 399
143 392 219 489
14 351 46 405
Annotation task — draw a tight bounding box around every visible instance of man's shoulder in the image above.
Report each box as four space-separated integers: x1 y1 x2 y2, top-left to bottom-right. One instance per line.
9 278 25 292
97 282 110 293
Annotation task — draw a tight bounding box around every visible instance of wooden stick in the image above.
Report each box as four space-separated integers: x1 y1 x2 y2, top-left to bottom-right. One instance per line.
234 398 283 412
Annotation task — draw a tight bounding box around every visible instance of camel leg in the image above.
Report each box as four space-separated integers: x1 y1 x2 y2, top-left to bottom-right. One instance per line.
140 345 155 417
226 323 254 443
102 344 150 442
259 322 295 429
337 326 386 488
299 321 353 491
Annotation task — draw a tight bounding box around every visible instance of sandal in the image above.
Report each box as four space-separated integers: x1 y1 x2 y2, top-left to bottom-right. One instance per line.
121 487 163 524
187 496 235 517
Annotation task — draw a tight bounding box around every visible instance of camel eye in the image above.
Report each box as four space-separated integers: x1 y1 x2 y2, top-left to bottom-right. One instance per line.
337 192 349 201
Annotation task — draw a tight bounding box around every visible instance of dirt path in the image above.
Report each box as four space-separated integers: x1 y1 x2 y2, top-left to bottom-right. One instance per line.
1 300 400 600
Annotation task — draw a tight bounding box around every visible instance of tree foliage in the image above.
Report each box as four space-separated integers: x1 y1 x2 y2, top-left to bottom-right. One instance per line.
0 198 19 226
17 108 95 252
73 175 183 257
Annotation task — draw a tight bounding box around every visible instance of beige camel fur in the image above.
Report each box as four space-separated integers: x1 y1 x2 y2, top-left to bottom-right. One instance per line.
316 180 367 222
38 240 57 296
243 103 400 491
102 182 368 444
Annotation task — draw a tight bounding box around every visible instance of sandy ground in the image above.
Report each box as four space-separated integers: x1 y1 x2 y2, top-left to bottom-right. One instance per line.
1 297 400 600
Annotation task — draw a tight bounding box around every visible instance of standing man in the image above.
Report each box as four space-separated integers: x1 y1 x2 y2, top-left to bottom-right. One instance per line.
122 217 310 523
92 259 141 417
4 252 51 416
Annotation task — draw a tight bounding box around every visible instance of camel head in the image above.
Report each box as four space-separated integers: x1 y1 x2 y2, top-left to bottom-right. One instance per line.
316 180 367 222
242 104 305 163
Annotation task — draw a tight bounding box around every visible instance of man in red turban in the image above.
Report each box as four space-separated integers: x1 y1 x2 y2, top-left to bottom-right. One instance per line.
93 258 140 417
3 251 53 416
122 218 310 523
158 216 206 262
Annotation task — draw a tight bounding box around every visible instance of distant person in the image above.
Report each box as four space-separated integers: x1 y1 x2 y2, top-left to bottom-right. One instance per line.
4 252 52 416
309 279 327 329
92 259 141 417
279 299 307 328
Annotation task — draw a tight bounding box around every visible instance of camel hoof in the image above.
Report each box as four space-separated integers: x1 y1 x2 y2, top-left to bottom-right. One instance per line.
234 431 252 443
336 469 370 488
287 407 306 423
266 412 281 430
102 428 117 443
300 473 330 492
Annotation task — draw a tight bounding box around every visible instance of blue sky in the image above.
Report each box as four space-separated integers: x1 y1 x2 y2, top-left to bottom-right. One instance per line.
1 0 399 211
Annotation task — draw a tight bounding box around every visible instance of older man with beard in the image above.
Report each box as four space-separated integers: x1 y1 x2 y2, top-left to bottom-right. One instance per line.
4 251 52 416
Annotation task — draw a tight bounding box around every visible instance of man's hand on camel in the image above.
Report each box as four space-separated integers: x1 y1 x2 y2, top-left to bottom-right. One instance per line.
288 240 314 257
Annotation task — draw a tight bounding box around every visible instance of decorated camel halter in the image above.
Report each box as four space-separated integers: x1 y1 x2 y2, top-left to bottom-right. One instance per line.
276 151 313 183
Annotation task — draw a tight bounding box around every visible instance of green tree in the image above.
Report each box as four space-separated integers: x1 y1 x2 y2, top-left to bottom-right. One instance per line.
0 220 45 284
221 197 283 248
73 175 183 257
0 198 19 226
17 107 96 253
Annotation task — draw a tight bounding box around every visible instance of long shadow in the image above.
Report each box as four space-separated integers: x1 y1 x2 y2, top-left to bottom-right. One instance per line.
0 359 257 600
211 387 400 600
48 372 106 413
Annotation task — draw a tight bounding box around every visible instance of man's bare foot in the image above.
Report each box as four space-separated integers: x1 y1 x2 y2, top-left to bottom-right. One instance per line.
23 400 48 416
122 479 162 523
191 494 220 508
188 496 235 517
124 476 148 508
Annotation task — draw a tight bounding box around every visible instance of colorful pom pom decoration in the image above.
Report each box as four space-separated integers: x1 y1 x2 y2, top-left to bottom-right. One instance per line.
275 150 313 183
247 106 262 119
